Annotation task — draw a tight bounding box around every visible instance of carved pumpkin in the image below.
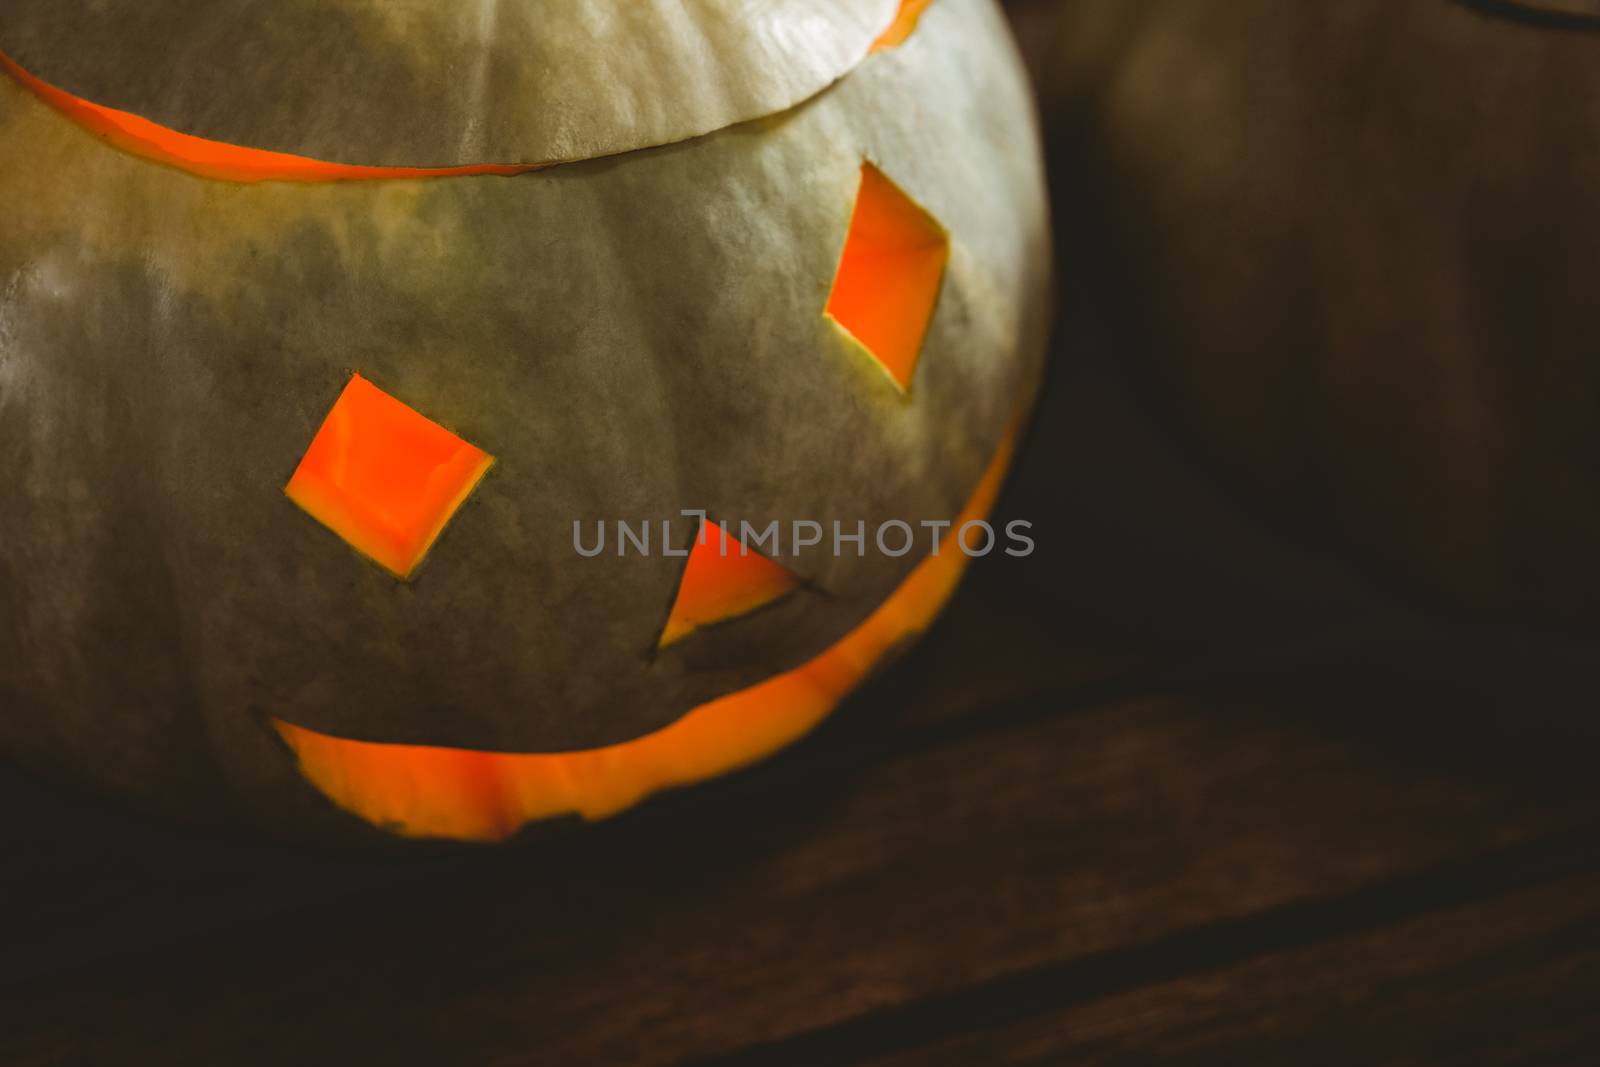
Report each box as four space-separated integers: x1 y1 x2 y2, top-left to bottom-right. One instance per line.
0 0 1050 842
1031 0 1600 621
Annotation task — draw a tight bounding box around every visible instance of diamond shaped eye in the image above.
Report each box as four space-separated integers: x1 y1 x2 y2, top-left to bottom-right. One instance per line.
825 162 950 393
285 375 494 580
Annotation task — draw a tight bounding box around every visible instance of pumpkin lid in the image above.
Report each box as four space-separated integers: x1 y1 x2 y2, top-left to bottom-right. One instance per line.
0 0 903 169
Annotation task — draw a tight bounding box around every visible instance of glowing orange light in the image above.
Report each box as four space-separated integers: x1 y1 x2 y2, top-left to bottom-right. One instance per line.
285 375 494 580
0 49 541 183
659 521 801 649
825 162 950 393
872 0 935 51
273 423 1021 842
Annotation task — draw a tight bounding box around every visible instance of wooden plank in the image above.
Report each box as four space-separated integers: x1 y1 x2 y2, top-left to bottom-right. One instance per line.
9 673 1599 1066
865 869 1600 1066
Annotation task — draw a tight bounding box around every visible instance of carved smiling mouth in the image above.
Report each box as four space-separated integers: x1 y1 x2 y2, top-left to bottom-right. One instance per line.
271 427 1018 844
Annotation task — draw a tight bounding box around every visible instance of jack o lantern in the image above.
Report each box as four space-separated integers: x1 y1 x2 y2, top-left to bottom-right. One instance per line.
1031 0 1600 622
0 0 1051 842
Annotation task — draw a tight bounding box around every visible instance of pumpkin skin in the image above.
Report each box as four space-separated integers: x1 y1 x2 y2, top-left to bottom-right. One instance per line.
0 0 1051 842
1030 0 1600 621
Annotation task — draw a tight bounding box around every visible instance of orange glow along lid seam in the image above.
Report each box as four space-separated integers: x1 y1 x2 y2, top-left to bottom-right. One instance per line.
0 0 930 186
0 48 544 184
872 0 935 51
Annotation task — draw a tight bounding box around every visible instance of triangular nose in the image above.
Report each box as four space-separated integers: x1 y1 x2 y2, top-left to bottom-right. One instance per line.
659 521 801 649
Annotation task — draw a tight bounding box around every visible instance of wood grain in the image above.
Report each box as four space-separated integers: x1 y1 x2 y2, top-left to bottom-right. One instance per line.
866 870 1600 1066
